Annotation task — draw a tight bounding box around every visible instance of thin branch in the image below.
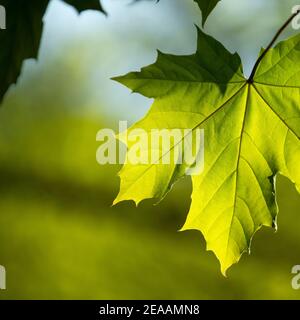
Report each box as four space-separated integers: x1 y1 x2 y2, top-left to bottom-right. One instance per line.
248 9 300 83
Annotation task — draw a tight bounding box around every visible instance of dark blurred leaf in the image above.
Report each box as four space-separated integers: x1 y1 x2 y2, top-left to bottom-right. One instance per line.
151 0 220 26
0 0 48 103
194 0 221 26
0 0 104 104
64 0 105 13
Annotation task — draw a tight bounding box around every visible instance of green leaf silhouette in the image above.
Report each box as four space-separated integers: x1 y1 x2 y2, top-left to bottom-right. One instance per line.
64 0 104 13
194 0 221 26
153 0 220 26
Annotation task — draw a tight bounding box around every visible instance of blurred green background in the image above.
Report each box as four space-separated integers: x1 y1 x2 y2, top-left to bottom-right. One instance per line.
0 0 300 299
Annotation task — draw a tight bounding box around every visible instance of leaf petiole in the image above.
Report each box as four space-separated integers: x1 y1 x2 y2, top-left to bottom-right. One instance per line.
248 9 300 83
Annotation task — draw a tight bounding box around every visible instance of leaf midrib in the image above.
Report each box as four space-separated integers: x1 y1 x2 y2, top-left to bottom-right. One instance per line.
223 84 251 266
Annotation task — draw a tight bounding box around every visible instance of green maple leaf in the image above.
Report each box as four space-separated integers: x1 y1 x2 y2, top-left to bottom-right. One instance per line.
113 27 300 274
0 0 104 103
194 0 221 26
